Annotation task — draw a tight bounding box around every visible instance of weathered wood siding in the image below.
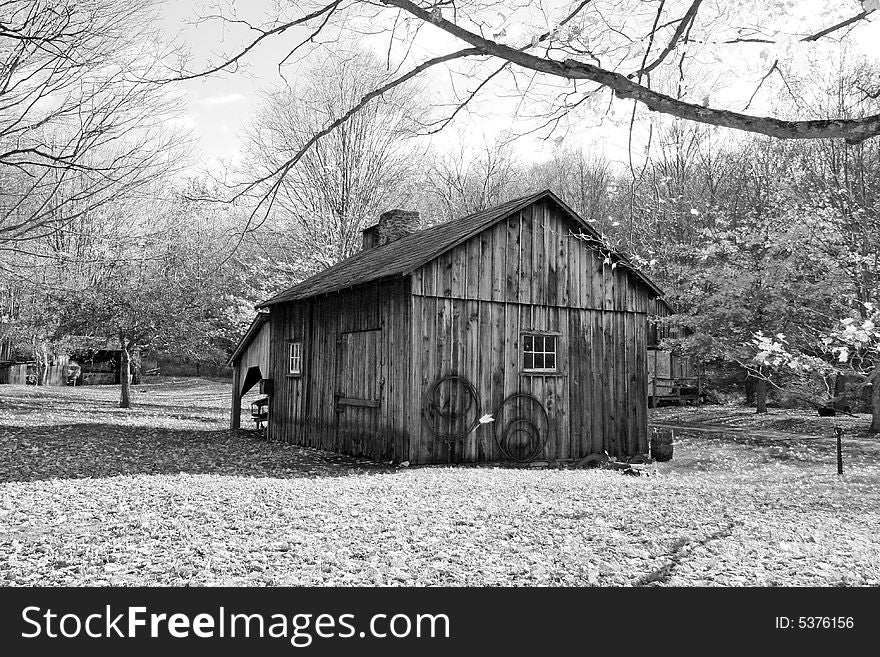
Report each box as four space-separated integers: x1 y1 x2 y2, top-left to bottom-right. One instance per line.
411 198 652 313
408 198 651 463
267 278 411 462
1 357 77 386
237 320 270 387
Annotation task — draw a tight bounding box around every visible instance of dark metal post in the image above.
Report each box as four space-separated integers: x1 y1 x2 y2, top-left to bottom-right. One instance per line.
835 426 843 475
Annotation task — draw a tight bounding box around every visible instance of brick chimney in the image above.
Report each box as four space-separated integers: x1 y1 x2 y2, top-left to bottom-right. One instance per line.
362 209 420 250
362 224 379 250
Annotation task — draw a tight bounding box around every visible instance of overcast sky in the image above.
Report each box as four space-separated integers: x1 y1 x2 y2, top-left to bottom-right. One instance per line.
160 1 880 173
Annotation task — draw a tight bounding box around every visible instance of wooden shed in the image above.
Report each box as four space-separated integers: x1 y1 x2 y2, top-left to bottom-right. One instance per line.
228 190 668 464
647 298 702 406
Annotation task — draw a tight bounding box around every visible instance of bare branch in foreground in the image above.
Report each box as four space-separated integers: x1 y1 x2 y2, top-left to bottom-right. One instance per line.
381 0 880 143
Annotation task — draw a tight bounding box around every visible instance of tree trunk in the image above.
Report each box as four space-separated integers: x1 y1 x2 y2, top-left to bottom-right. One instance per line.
755 378 767 414
744 374 755 405
31 335 49 386
131 349 142 385
39 350 49 386
119 334 131 409
833 373 847 410
871 377 880 434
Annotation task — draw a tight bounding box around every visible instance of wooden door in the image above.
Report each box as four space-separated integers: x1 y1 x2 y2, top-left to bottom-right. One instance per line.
649 349 673 396
335 329 383 456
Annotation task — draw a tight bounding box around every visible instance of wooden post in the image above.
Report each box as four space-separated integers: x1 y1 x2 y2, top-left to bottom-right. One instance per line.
835 426 843 475
230 364 242 430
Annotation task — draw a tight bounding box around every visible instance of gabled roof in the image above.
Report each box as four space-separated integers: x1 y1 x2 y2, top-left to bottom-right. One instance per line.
258 189 664 308
226 312 269 366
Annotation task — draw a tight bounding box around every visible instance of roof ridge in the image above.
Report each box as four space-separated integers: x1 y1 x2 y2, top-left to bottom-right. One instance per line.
254 188 663 307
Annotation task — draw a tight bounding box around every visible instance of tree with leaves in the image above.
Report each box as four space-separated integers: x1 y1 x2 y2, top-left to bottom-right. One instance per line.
754 304 880 432
43 187 246 407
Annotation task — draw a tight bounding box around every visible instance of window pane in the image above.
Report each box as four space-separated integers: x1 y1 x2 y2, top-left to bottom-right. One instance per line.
523 335 533 352
546 354 555 370
524 352 533 370
289 342 302 373
533 353 544 369
547 336 556 354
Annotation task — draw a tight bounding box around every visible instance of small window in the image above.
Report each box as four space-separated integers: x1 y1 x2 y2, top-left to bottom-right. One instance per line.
287 341 302 375
522 334 557 372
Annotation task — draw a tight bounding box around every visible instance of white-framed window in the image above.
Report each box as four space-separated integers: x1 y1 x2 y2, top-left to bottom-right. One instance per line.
522 334 558 372
287 341 302 375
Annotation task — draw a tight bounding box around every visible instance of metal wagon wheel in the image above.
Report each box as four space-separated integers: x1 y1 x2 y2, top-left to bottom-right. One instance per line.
493 393 549 463
421 374 482 443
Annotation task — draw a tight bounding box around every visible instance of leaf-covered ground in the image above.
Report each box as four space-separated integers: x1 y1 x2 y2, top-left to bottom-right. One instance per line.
1 383 878 586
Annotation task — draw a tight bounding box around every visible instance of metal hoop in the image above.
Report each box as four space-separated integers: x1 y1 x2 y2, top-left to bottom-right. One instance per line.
494 392 549 462
421 374 482 443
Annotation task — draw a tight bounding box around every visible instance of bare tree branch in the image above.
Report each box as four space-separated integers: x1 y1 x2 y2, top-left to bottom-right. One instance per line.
803 9 874 42
164 2 343 82
743 59 779 111
633 0 703 77
381 0 880 143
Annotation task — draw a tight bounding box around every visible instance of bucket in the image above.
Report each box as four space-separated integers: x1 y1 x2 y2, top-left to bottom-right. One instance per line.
650 428 674 462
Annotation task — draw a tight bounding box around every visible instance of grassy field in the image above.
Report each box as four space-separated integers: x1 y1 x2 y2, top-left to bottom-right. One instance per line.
1 380 878 586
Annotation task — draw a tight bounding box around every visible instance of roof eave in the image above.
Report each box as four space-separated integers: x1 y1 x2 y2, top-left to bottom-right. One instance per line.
226 312 270 366
255 273 406 309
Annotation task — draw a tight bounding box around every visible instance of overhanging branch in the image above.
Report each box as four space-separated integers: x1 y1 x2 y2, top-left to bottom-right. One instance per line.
382 0 880 143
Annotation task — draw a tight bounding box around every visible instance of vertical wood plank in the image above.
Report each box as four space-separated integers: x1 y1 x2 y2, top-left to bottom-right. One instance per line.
615 311 627 458
478 229 493 301
506 216 520 301
519 209 532 305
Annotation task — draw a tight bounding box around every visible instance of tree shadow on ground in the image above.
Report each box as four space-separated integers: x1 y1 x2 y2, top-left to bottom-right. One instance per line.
0 423 397 483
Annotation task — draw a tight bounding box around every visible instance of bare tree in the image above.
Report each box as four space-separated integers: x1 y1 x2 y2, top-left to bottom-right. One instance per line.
240 48 426 272
0 0 185 249
527 147 614 227
428 137 525 221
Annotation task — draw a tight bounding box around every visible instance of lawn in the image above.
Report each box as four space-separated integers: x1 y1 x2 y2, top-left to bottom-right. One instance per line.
1 380 878 586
